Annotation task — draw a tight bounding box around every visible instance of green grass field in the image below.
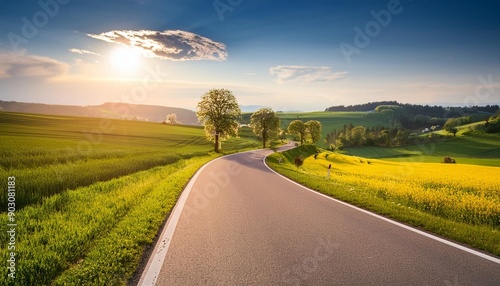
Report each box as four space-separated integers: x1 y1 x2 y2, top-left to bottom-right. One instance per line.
0 111 260 285
0 111 259 209
346 129 500 166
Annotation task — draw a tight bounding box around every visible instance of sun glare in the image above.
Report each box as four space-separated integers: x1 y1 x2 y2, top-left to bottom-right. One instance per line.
110 46 142 74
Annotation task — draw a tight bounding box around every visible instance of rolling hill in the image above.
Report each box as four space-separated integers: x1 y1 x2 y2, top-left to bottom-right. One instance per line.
0 100 199 125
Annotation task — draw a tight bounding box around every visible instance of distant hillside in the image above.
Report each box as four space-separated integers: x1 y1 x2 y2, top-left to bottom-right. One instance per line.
324 101 499 130
325 101 399 112
325 101 498 116
0 100 199 125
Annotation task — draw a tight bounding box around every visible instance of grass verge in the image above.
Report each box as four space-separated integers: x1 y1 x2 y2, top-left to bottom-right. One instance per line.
0 155 217 286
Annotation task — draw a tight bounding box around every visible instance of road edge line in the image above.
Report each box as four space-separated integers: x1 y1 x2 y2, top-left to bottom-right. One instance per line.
137 149 263 285
262 155 500 265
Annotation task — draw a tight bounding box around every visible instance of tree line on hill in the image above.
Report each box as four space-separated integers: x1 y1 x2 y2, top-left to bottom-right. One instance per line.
326 101 401 112
363 103 498 130
325 101 498 115
325 125 413 150
326 101 499 129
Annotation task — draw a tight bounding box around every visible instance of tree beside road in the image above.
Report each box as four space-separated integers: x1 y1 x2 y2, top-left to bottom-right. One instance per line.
197 89 241 152
250 108 280 148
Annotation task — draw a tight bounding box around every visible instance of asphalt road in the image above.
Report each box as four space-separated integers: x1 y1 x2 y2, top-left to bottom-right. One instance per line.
139 143 500 285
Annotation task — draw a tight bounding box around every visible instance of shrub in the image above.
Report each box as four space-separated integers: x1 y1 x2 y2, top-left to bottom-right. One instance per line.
443 156 456 164
294 157 303 167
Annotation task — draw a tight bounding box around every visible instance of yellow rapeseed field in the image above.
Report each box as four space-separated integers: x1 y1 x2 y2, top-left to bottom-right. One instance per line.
303 152 500 227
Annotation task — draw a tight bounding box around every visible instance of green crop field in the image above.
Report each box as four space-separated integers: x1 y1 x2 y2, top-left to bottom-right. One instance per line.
0 111 260 285
0 111 258 208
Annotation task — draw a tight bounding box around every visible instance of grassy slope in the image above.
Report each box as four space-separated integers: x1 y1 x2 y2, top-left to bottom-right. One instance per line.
0 111 260 285
346 130 500 166
267 146 500 257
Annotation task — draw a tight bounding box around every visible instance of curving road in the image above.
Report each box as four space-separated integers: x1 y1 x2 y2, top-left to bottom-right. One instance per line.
139 143 500 285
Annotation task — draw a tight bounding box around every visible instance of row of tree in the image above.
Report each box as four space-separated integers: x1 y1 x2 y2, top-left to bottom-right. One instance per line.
325 125 412 149
287 120 322 145
360 103 498 129
195 89 323 152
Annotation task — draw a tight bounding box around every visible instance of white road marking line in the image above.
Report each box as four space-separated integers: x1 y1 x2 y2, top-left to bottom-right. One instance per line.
140 141 498 286
262 155 500 265
137 149 264 285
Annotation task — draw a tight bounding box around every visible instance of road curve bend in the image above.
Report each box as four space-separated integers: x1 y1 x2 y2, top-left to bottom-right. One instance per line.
139 143 500 286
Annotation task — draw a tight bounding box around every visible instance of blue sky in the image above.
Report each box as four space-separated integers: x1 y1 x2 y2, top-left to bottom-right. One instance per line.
1 0 499 111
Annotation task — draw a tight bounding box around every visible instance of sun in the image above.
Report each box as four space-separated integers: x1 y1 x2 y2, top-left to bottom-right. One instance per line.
109 46 142 74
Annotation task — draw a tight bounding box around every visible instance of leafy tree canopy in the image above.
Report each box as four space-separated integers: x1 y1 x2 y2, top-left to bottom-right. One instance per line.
196 89 241 152
250 108 280 148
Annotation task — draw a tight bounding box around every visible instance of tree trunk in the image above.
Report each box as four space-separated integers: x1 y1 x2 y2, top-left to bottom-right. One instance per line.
214 133 220 153
262 130 266 148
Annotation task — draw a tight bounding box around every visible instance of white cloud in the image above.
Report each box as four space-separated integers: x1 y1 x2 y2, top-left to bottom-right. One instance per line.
269 65 347 84
88 29 227 61
69 48 103 57
0 53 69 79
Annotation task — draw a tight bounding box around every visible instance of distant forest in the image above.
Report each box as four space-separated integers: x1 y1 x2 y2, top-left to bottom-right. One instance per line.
325 101 499 129
325 101 499 117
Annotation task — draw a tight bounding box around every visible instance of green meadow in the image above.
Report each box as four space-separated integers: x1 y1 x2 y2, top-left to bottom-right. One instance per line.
345 129 500 167
0 111 258 209
0 111 259 285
